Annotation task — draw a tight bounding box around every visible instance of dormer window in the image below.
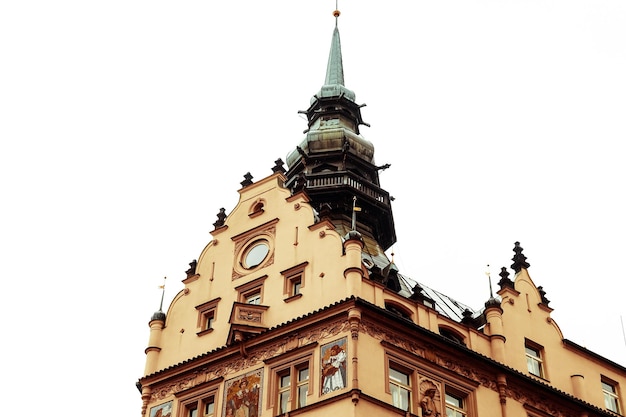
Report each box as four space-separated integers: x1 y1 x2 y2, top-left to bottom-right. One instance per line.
439 327 465 345
385 301 413 321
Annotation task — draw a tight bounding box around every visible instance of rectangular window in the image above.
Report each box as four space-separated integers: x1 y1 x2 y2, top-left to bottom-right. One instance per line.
525 342 544 378
602 379 621 413
282 262 308 302
385 352 476 417
271 358 311 414
204 311 215 330
236 275 267 306
195 298 220 336
202 395 215 417
246 290 261 305
445 392 467 417
292 277 302 296
180 393 216 417
278 371 291 414
389 367 411 412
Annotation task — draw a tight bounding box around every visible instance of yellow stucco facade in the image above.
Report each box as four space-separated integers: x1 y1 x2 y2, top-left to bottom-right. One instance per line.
138 169 626 417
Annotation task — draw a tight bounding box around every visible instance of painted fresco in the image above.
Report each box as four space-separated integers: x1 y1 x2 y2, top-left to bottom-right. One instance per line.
223 368 263 417
320 337 347 395
150 401 172 417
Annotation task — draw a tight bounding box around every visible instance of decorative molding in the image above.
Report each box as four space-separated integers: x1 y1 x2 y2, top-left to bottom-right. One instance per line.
149 317 350 404
363 317 580 417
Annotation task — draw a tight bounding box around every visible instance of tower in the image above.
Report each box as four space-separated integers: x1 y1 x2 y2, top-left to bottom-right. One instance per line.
138 8 626 417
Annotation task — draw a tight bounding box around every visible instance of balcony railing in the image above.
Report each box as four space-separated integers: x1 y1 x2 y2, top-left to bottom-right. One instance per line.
304 172 390 204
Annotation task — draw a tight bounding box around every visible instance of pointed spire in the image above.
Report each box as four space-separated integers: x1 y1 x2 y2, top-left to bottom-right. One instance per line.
315 7 356 102
151 277 167 321
325 25 345 87
484 265 501 309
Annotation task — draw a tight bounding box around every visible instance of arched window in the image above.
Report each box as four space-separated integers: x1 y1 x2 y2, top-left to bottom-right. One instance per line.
439 326 465 345
385 301 413 322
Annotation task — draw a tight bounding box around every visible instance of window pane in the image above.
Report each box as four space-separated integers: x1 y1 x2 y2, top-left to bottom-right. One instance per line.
189 408 197 417
445 393 466 417
296 366 309 409
602 381 616 393
204 397 215 416
280 374 291 388
298 368 309 382
446 409 464 417
244 242 269 268
525 345 543 377
604 394 619 412
297 384 308 408
602 381 620 412
525 346 539 356
279 391 290 414
389 367 410 410
390 384 410 410
389 368 409 385
445 393 462 407
526 357 541 376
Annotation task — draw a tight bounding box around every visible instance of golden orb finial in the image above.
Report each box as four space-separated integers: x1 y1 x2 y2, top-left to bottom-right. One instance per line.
333 9 340 18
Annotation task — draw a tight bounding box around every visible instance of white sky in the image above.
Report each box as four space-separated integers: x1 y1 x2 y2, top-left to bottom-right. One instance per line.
1 1 625 415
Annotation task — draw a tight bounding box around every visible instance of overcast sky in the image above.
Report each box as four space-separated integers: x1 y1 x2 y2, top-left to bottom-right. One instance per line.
1 1 625 415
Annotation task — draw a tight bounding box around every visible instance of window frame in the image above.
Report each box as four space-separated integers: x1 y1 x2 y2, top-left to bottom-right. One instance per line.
388 363 413 412
281 262 308 302
195 298 221 336
266 348 314 415
445 388 467 417
231 220 278 280
384 300 414 322
602 377 622 414
176 385 220 417
384 348 477 417
235 275 267 306
525 340 546 379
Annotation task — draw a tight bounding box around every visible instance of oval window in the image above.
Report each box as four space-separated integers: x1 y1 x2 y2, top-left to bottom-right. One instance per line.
244 241 270 269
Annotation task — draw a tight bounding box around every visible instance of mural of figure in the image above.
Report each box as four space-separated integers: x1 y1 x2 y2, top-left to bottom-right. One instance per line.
233 378 259 417
224 370 263 417
322 344 347 394
420 388 440 417
150 401 172 417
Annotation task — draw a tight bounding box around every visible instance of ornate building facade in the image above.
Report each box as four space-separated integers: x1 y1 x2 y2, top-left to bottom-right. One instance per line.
137 9 625 417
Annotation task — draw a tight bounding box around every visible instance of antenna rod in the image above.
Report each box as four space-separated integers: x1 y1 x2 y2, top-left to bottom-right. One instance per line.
486 265 493 298
619 314 626 346
351 196 357 231
159 276 166 311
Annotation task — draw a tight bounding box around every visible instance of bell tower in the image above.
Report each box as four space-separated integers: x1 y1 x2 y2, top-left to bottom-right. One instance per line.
285 9 396 251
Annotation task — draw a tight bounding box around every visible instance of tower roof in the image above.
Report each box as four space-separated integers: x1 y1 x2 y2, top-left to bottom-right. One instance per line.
284 7 396 251
314 23 356 103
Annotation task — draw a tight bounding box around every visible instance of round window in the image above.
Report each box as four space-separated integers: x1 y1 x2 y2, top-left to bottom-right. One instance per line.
244 241 270 269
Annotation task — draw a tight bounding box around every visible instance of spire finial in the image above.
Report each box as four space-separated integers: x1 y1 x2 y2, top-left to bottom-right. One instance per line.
150 276 167 321
351 195 361 231
486 264 493 298
333 1 340 26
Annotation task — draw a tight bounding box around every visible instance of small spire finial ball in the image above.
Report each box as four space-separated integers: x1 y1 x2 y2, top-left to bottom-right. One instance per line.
333 10 340 18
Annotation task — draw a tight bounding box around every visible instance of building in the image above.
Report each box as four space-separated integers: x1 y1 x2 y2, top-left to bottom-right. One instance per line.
137 9 626 417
